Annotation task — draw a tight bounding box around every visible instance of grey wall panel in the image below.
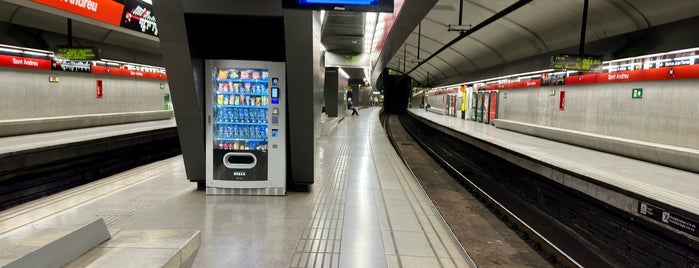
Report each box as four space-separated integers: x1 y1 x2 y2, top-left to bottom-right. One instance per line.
314 30 324 142
152 0 205 184
0 67 169 120
182 0 283 16
284 9 323 185
338 73 348 119
497 79 699 149
324 67 339 117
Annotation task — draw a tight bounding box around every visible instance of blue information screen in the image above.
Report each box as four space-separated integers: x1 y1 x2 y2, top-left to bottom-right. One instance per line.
299 0 377 5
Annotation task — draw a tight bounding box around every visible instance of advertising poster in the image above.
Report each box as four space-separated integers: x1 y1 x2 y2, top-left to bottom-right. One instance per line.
51 60 92 73
476 92 483 122
489 91 498 124
121 0 158 36
483 91 490 124
471 91 477 121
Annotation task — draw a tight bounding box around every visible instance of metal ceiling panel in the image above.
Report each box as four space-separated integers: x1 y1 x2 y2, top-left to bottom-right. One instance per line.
321 11 365 54
2 0 697 88
395 0 699 86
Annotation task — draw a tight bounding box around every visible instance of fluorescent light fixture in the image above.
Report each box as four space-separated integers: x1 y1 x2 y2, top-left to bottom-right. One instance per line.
23 51 49 57
100 58 165 70
0 47 22 54
338 67 350 79
429 47 699 90
0 44 52 56
674 55 699 61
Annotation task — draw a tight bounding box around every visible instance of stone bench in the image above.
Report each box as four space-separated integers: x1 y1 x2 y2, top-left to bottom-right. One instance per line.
0 218 111 268
0 218 200 268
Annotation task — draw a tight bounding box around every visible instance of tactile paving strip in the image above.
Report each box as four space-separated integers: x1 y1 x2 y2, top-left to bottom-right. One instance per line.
289 137 350 268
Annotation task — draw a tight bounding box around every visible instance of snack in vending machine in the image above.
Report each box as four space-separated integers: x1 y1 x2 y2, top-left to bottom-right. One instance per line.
228 70 239 79
262 71 268 80
262 96 267 106
245 95 251 106
255 97 261 106
226 108 233 122
217 95 224 105
233 83 240 92
244 83 251 92
217 69 228 79
223 95 230 106
234 141 239 150
234 95 240 106
252 71 260 80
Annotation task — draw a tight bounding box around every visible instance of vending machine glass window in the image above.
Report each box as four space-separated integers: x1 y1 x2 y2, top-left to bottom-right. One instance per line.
205 60 286 195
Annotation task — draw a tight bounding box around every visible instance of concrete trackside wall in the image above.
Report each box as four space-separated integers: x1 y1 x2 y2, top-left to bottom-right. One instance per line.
0 67 171 120
496 79 699 149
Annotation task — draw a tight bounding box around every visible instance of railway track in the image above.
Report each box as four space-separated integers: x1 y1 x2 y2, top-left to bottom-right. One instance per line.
383 112 615 267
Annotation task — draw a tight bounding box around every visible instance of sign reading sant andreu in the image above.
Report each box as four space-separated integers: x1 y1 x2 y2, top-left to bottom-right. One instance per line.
32 0 158 36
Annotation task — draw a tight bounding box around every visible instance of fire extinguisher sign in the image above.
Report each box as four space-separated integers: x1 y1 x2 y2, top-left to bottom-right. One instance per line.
96 80 103 98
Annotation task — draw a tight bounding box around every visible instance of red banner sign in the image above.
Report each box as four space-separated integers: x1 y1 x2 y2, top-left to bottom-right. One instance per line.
0 55 51 70
32 0 124 27
91 65 167 80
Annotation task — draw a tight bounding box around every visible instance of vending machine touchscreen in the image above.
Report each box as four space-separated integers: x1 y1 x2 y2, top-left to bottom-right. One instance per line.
205 60 286 195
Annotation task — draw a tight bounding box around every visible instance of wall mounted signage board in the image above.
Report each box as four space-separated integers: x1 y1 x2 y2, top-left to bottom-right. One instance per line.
32 0 158 36
551 54 602 71
55 47 100 60
282 0 394 12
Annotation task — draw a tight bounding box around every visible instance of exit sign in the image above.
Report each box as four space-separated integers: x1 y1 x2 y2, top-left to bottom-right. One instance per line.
632 88 643 99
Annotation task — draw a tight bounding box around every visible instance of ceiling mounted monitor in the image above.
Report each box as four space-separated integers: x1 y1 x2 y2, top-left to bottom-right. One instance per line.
282 0 394 13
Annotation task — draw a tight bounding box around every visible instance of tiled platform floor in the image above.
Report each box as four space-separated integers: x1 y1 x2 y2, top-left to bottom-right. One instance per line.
0 107 473 267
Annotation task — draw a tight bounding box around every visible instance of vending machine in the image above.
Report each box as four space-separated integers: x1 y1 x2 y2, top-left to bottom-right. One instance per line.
205 60 286 195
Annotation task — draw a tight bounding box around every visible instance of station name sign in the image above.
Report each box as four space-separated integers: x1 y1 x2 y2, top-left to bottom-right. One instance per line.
551 54 602 71
55 47 100 60
32 0 158 36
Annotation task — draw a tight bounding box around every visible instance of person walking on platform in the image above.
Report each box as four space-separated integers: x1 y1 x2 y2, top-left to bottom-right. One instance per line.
348 98 359 116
